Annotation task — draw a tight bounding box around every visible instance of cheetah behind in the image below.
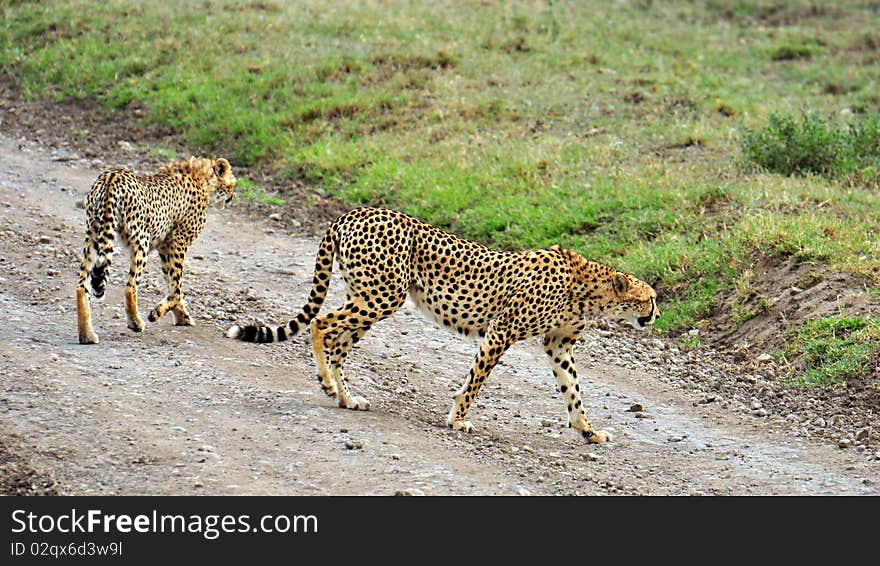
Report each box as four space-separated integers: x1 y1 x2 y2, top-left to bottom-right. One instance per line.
77 157 236 344
227 207 659 443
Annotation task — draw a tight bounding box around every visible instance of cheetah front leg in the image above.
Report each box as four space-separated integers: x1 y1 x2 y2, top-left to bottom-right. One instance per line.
125 243 147 332
447 325 512 433
543 330 612 443
149 245 193 326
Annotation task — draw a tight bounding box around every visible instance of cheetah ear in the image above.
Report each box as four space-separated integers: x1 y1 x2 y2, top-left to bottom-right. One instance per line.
214 158 230 178
612 273 630 295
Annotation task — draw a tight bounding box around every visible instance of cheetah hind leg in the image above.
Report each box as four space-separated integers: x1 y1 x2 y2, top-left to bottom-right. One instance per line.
124 243 146 332
329 326 372 411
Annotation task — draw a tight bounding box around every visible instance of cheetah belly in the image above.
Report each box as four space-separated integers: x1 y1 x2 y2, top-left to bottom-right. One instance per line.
407 279 503 339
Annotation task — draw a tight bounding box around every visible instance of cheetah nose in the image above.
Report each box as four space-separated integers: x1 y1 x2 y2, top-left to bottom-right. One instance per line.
637 299 659 327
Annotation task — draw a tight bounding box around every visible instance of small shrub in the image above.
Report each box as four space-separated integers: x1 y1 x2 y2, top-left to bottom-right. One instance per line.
770 43 818 61
782 317 880 386
741 112 880 185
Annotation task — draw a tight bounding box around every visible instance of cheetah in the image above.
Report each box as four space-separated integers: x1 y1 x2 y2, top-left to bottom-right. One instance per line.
77 157 236 344
227 207 658 443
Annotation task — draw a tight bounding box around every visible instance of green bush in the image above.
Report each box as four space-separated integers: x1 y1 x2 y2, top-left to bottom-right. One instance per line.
782 317 880 386
742 112 880 185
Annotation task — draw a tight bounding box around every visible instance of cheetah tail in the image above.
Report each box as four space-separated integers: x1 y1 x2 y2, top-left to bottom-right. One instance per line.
226 226 335 344
79 174 120 301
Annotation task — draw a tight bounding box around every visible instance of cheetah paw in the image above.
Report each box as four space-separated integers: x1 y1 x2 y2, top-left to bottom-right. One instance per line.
340 395 370 411
127 319 144 333
448 420 474 433
317 376 338 399
78 330 99 345
581 429 612 443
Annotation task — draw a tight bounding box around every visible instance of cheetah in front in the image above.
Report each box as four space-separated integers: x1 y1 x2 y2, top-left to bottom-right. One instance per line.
228 207 659 443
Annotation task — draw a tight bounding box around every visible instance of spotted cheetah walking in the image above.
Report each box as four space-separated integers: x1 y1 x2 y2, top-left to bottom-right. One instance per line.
77 157 236 344
228 207 659 443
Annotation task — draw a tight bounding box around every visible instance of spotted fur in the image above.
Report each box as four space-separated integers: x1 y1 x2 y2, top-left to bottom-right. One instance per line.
77 157 236 344
227 207 659 443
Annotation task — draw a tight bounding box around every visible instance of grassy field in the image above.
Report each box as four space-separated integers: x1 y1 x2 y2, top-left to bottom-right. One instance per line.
2 0 879 382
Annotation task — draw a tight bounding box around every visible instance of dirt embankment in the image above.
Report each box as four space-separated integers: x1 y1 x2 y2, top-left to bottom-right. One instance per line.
0 87 877 495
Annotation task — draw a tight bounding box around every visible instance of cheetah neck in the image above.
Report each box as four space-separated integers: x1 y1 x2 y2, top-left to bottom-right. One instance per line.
561 249 620 314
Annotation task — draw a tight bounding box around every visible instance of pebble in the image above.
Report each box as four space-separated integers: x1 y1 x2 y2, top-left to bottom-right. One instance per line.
394 488 425 496
582 452 601 462
755 353 774 363
838 438 852 449
344 440 364 450
514 486 531 496
628 403 644 412
541 419 554 428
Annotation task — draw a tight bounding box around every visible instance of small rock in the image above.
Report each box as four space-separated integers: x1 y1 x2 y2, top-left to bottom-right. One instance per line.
838 438 852 449
856 428 870 442
193 482 204 488
540 419 554 428
753 408 769 417
344 440 363 450
628 403 644 412
582 452 601 462
52 148 79 162
514 486 531 496
750 398 762 410
814 417 826 427
634 411 650 419
37 235 53 244
668 435 686 443
269 213 283 221
394 488 425 496
756 353 773 363
118 140 136 152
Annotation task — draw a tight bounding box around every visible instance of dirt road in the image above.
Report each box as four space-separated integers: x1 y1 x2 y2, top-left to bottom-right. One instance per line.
0 133 876 495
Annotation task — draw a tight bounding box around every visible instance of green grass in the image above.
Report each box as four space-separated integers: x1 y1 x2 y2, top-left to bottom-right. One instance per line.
2 0 880 347
782 317 880 386
235 178 285 207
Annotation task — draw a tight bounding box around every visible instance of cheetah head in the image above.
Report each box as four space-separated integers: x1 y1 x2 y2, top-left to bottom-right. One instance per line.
606 273 660 330
211 157 236 207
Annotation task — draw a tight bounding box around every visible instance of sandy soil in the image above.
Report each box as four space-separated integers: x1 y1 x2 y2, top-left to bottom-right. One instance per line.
0 133 877 495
